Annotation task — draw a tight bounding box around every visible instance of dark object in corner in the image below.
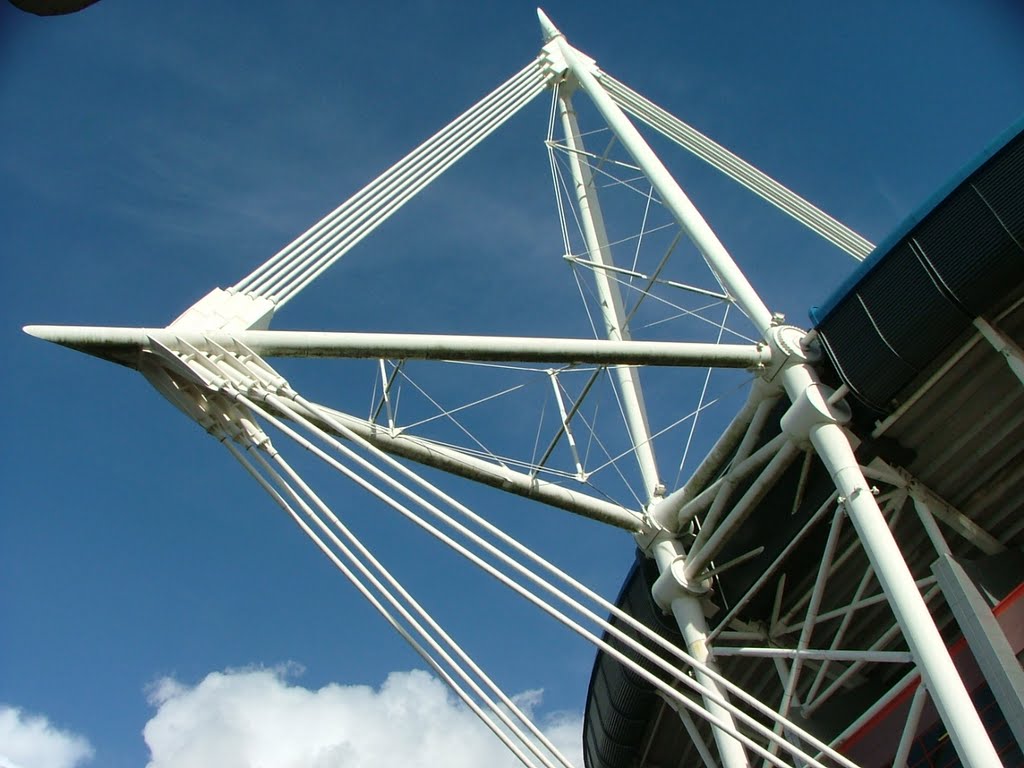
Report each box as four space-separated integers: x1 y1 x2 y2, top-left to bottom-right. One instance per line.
8 0 102 16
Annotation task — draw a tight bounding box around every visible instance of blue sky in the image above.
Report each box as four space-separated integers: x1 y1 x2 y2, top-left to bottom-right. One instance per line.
2 2 1023 766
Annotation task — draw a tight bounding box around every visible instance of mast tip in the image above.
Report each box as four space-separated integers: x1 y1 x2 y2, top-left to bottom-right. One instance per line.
536 8 561 42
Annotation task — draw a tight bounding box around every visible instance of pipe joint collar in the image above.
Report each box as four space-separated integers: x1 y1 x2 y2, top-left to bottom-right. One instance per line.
651 554 710 613
781 382 851 449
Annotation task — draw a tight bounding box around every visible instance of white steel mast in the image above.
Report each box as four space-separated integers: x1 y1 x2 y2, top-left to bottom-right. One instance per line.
23 9 1009 768
537 9 1001 768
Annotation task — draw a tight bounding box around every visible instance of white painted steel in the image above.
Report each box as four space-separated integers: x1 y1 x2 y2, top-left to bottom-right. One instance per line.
651 385 772 529
283 398 643 530
826 668 920 755
27 10 1011 767
892 683 929 768
649 538 750 768
711 648 912 663
933 553 1024 755
279 405 855 768
196 339 857 768
684 395 781 552
256 399 840 768
554 34 771 760
24 325 770 368
803 566 877 705
227 443 560 768
780 505 845 735
234 62 548 307
802 618 907 717
664 697 722 768
862 462 1005 555
548 371 585 478
976 316 1024 385
707 492 837 643
808 421 1002 767
778 576 936 637
600 75 875 261
284 393 857 768
544 24 774 334
563 255 730 301
675 433 788 530
557 88 663 500
911 495 953 557
683 442 800 579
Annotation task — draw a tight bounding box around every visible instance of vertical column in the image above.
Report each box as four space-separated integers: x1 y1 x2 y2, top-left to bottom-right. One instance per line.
652 540 752 768
555 67 748 768
557 88 662 500
544 10 1002 767
808 419 1003 767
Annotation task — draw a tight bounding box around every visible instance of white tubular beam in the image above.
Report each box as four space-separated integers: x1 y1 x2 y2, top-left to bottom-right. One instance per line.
546 27 774 335
270 378 855 768
804 619 908 718
711 648 912 663
676 433 789 529
652 383 774 529
861 461 1006 557
809 422 1002 768
803 566 876 705
557 88 662 500
242 386 840 768
826 668 919 754
685 394 781 550
683 441 800 580
708 492 837 642
770 503 846 757
893 683 929 768
24 325 770 369
779 577 936 637
653 542 750 768
152 337 858 768
300 400 642 531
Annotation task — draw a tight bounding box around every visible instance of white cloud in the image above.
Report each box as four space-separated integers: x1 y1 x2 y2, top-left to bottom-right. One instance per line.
144 665 583 768
0 706 93 768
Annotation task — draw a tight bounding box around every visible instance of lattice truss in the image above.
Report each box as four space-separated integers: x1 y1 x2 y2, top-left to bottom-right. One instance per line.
27 10 1015 768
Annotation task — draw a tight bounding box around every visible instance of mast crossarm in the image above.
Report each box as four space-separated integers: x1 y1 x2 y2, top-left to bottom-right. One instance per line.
24 325 771 369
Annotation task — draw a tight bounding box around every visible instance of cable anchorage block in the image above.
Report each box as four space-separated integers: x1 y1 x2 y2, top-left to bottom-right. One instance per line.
169 287 276 332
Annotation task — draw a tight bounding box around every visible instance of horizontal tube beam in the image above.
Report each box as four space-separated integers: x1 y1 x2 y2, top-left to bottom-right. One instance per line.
711 647 913 663
25 325 771 368
284 401 644 532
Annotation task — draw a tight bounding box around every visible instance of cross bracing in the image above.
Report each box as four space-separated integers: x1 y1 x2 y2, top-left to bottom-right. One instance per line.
25 8 1023 768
